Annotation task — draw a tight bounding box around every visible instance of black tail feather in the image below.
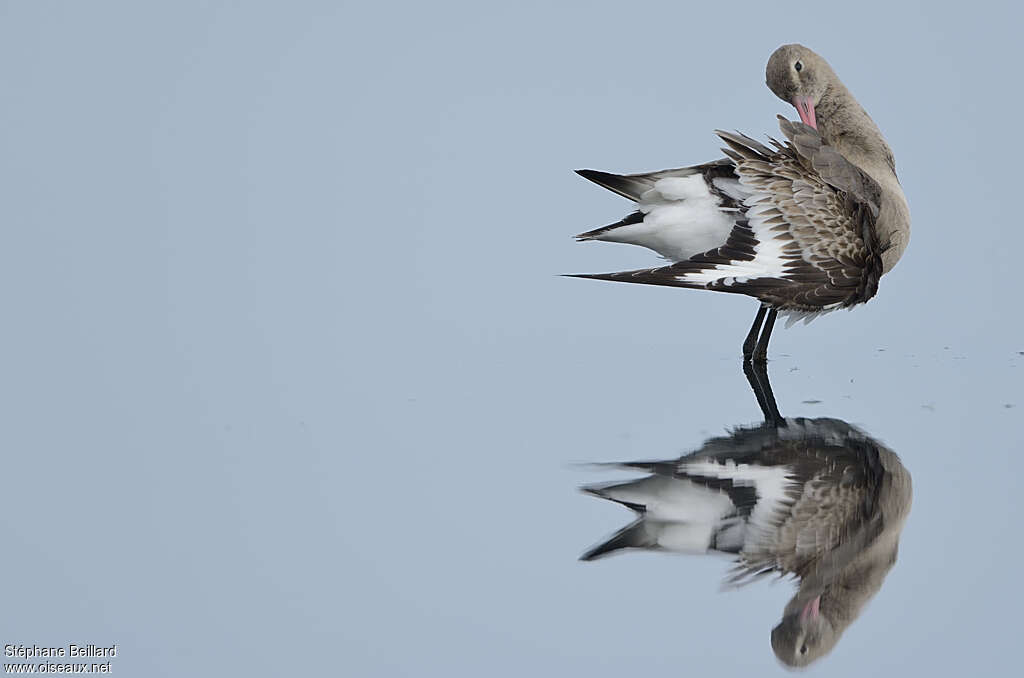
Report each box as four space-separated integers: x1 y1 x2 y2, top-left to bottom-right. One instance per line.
576 168 682 202
575 169 643 201
581 483 647 513
579 519 654 561
575 211 644 241
561 269 706 290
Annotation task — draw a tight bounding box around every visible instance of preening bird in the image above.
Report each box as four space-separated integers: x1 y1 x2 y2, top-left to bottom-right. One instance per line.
569 44 910 361
579 364 912 667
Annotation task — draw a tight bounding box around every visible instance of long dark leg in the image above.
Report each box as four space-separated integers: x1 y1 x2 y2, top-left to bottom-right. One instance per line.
742 305 768 360
751 308 778 363
743 359 784 426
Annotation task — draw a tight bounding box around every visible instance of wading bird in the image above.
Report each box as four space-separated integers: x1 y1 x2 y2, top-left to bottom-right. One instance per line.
569 45 910 361
579 363 912 667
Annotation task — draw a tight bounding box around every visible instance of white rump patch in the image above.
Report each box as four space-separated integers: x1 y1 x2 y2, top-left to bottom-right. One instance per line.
652 521 718 553
650 175 709 201
677 459 796 541
591 173 737 262
597 475 736 524
673 186 793 286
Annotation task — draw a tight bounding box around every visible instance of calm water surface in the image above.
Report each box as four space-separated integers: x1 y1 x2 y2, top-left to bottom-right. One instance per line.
2 2 1022 676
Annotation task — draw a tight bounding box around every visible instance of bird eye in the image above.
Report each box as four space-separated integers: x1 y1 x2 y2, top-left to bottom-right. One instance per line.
794 61 803 72
800 644 808 655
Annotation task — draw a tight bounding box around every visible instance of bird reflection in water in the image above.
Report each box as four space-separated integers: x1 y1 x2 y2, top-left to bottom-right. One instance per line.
579 363 912 668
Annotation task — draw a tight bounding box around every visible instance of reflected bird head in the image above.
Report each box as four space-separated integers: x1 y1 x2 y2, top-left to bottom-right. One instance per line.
771 595 837 668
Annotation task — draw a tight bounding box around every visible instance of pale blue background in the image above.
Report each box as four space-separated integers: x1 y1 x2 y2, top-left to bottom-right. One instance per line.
1 1 1022 676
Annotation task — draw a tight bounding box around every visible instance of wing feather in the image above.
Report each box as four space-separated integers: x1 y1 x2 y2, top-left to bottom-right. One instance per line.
569 120 884 312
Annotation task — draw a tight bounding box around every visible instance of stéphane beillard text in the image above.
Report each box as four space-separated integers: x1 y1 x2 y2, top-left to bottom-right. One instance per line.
4 645 117 658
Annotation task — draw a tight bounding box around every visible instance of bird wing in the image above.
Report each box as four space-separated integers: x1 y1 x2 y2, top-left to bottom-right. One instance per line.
568 120 884 312
575 158 736 202
733 422 889 583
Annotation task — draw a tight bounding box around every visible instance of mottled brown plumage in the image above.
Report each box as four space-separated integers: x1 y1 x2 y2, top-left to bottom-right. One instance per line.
574 121 883 312
569 44 910 360
581 415 912 668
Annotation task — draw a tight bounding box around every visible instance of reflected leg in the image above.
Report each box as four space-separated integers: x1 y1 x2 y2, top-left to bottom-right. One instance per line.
743 359 784 426
742 305 768 360
752 308 778 363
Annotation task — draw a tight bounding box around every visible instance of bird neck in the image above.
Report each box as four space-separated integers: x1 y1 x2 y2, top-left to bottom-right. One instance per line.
816 81 910 273
818 558 893 627
816 82 898 187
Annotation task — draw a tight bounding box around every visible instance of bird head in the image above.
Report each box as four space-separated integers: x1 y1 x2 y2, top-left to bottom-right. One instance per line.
770 594 838 668
765 44 836 130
